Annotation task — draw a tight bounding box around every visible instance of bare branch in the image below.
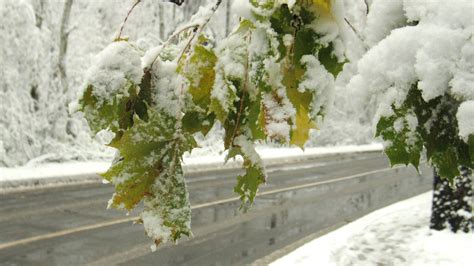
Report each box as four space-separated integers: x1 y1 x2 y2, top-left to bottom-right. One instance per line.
344 17 369 50
116 0 142 41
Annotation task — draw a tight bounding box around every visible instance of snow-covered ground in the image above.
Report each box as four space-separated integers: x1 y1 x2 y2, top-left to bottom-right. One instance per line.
0 143 382 184
271 192 473 266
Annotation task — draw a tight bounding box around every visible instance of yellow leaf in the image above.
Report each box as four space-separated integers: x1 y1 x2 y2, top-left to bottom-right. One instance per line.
283 65 316 148
312 0 331 14
288 89 316 148
301 0 333 18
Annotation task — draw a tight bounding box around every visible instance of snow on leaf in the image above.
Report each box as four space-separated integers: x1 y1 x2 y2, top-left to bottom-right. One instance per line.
178 35 217 135
457 101 474 142
103 110 175 209
231 135 266 208
318 44 344 77
376 112 423 170
78 41 149 135
376 86 472 183
103 109 195 244
211 20 252 123
141 153 192 245
79 81 138 134
76 0 346 246
179 35 217 110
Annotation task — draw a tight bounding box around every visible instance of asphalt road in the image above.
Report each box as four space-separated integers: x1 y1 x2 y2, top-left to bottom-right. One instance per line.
0 152 432 265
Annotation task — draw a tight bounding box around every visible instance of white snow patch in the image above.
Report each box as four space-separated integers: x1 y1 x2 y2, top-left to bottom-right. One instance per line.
85 41 143 102
457 101 474 141
0 161 110 182
271 192 474 266
141 210 172 244
0 144 383 186
183 143 383 166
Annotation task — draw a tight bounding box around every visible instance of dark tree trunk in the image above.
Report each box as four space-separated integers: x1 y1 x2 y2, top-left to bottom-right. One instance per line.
430 167 473 233
225 0 231 36
159 3 165 40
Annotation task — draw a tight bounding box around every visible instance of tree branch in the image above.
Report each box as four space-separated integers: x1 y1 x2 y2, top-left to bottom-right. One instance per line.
116 0 142 41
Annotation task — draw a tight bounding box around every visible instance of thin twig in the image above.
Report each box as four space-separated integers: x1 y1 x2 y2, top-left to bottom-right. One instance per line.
177 0 223 63
147 24 200 70
344 17 368 50
116 0 142 41
149 0 223 69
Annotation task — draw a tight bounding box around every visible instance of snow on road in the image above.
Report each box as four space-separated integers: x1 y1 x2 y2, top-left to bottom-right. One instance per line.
271 192 473 266
0 143 382 184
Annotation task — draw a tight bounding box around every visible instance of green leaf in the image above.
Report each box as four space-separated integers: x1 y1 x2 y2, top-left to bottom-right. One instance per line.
234 163 266 209
430 147 461 182
103 109 195 244
375 114 423 170
79 81 137 134
179 36 217 110
103 111 175 209
141 157 192 243
182 111 215 135
248 96 266 140
135 70 153 121
231 135 266 208
376 85 470 183
469 135 474 165
318 44 345 77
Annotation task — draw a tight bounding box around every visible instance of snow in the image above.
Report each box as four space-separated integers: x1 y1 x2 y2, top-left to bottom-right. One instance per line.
0 143 382 187
0 0 235 167
348 0 473 131
232 0 254 21
457 101 474 141
271 192 474 266
141 210 172 244
262 92 294 141
150 58 184 117
0 161 110 182
234 135 264 168
364 0 405 46
85 41 143 103
299 54 335 118
282 34 293 47
2 0 468 175
450 40 474 101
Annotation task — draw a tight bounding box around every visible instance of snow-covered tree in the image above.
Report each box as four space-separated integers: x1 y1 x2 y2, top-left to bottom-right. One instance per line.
0 0 235 167
347 0 473 232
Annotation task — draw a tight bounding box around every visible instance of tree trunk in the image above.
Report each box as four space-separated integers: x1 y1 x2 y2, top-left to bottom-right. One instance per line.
430 166 473 233
225 0 231 36
158 3 165 40
59 0 73 94
58 0 76 138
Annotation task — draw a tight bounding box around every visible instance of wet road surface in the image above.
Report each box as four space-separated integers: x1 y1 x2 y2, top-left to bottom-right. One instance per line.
0 152 432 265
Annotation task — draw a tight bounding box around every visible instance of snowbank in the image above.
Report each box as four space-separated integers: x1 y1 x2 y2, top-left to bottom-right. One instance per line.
0 143 382 188
271 192 474 266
